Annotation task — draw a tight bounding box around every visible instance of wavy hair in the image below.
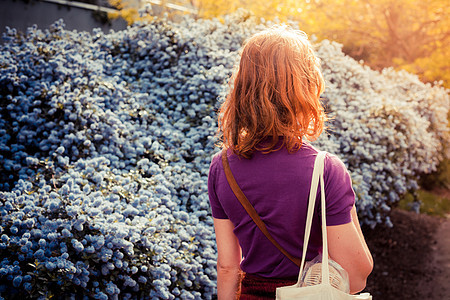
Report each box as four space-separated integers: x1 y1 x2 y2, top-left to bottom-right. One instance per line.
218 25 326 158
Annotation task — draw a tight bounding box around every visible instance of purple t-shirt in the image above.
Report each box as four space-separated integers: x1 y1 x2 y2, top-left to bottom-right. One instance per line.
207 142 355 278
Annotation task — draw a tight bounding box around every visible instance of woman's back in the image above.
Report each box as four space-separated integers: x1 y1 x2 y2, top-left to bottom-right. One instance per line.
208 141 355 278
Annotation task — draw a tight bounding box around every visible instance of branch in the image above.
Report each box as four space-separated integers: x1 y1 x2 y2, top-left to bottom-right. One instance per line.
361 0 386 34
383 4 417 61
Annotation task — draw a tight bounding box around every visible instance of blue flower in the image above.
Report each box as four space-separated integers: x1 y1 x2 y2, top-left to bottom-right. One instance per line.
24 282 33 292
0 235 9 243
71 239 84 252
10 227 18 235
34 249 45 259
12 275 22 287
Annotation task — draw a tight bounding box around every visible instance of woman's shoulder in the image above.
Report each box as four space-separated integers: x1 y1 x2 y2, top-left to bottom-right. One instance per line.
320 151 352 184
210 149 222 163
302 142 349 173
324 152 348 171
209 149 226 174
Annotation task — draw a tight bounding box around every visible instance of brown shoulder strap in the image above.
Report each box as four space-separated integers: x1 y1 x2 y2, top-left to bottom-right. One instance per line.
221 149 301 267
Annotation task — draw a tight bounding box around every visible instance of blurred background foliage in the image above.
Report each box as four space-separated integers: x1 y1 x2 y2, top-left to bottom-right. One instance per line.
108 0 450 88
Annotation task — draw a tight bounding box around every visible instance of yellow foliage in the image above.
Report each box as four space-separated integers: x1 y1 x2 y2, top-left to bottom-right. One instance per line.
108 0 143 24
195 0 239 18
195 0 450 88
400 47 450 88
307 0 450 88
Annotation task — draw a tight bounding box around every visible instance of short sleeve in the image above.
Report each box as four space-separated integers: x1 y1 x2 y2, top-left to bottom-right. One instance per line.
208 152 229 219
323 153 355 226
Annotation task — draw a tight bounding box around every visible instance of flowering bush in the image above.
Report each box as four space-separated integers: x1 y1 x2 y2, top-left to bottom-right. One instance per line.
314 40 449 225
0 12 448 298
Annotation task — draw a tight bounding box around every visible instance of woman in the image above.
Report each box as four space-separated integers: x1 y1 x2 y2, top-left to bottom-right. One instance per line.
208 25 373 299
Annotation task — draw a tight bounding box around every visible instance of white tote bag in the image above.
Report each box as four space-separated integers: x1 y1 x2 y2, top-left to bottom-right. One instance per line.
276 152 372 300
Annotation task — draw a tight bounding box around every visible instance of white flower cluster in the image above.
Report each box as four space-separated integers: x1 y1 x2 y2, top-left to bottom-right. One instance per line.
314 40 449 226
0 12 448 298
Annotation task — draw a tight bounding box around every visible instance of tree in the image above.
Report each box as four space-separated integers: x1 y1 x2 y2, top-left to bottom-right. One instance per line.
300 0 450 87
194 0 450 87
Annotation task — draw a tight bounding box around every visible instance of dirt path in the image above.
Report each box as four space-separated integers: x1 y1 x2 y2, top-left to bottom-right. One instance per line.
429 215 450 299
363 209 443 299
362 187 450 299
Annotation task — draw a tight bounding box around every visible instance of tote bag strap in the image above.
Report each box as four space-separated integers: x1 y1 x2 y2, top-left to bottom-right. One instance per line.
221 149 301 267
297 151 330 284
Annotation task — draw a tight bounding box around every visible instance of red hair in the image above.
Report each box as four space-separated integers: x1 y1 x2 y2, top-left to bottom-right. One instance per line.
218 25 326 158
